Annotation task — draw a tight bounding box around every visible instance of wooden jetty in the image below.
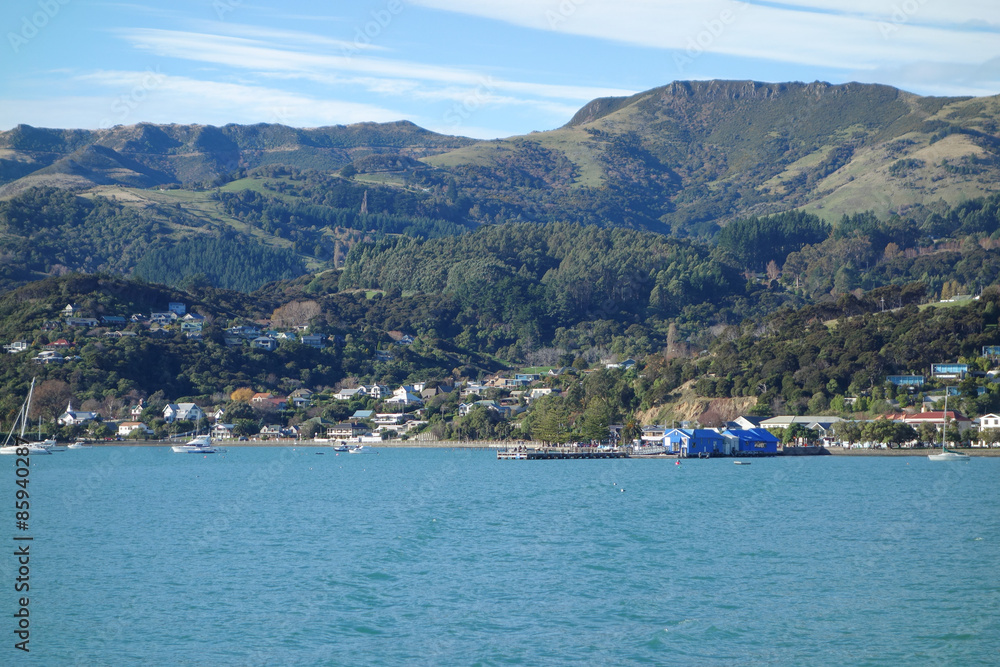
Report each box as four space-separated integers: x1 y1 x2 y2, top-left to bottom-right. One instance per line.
498 447 629 460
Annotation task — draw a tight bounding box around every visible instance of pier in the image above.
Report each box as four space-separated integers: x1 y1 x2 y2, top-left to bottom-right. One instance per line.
497 447 629 460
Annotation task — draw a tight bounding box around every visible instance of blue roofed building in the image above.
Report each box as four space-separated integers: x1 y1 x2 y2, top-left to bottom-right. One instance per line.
722 429 780 456
663 428 729 457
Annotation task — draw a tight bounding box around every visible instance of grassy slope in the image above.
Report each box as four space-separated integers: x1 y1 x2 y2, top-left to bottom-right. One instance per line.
426 83 1000 228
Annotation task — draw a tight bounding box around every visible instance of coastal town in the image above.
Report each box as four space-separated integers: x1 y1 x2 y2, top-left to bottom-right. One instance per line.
6 299 1000 457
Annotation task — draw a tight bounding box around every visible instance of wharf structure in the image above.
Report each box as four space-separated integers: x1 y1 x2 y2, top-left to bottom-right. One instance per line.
497 447 628 460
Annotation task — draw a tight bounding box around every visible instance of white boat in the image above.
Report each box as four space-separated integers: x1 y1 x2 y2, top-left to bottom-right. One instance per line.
348 445 365 453
67 441 92 449
928 450 970 461
0 443 51 455
172 435 221 454
928 390 970 461
35 439 65 452
332 443 349 452
0 379 53 455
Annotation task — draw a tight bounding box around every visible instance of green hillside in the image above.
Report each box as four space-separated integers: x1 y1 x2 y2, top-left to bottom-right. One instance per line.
426 80 1000 233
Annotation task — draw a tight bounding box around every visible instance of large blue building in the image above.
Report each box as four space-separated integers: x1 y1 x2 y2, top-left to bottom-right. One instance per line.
722 429 780 455
663 429 728 457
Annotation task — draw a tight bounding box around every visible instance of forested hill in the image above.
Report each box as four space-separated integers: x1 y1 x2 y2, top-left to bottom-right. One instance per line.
5 81 1000 236
426 80 1000 233
0 120 475 194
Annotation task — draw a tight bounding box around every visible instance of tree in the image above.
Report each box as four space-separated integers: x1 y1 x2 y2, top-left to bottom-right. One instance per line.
579 401 611 443
30 380 73 421
231 387 255 402
832 420 862 445
529 396 570 445
782 423 817 445
233 419 260 437
224 401 255 421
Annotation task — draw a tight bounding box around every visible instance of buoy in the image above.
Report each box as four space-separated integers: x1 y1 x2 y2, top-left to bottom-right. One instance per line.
620 488 625 492
675 460 681 465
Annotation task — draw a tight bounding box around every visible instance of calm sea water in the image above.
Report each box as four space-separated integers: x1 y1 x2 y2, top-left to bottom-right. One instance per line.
6 447 1000 666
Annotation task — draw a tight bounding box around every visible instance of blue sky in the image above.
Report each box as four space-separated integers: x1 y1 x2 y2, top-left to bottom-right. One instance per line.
2 0 998 139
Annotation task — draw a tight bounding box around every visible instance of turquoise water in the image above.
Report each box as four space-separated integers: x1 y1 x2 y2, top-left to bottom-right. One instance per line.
7 448 1000 665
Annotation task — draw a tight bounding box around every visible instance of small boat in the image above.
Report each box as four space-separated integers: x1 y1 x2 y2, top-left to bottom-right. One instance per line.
348 445 365 453
0 378 52 455
0 443 51 455
734 460 751 465
35 439 66 452
928 449 970 461
332 443 349 452
928 390 970 461
67 441 92 449
172 435 220 454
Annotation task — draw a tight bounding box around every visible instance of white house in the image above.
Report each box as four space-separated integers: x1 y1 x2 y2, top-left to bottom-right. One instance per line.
163 403 205 423
250 336 278 352
212 423 236 439
58 401 99 426
385 387 423 406
33 351 64 364
979 414 1000 430
334 387 366 401
118 421 153 437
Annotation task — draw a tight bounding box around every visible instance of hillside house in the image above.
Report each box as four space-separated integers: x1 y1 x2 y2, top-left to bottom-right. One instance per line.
33 351 64 364
930 363 970 379
334 387 366 401
251 336 278 352
66 317 100 327
290 388 314 408
163 403 205 423
301 334 327 349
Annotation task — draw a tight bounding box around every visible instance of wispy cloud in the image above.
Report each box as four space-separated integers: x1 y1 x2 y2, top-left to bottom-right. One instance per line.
119 28 635 101
407 0 1000 73
70 70 406 128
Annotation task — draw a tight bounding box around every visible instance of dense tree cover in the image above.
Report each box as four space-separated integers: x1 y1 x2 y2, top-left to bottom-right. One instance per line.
338 222 746 342
215 187 471 243
637 287 1000 420
0 187 176 288
132 234 306 292
715 211 831 271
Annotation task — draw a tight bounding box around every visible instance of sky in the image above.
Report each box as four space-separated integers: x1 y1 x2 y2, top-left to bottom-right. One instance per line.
1 0 998 139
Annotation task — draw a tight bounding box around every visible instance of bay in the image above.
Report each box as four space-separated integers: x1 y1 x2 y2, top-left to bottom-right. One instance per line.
9 448 1000 665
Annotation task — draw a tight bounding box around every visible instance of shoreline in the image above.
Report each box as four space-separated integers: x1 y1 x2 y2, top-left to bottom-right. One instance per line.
84 441 1000 456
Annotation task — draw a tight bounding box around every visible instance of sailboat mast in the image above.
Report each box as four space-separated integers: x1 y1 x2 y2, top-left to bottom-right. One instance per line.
21 378 35 440
942 389 948 451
